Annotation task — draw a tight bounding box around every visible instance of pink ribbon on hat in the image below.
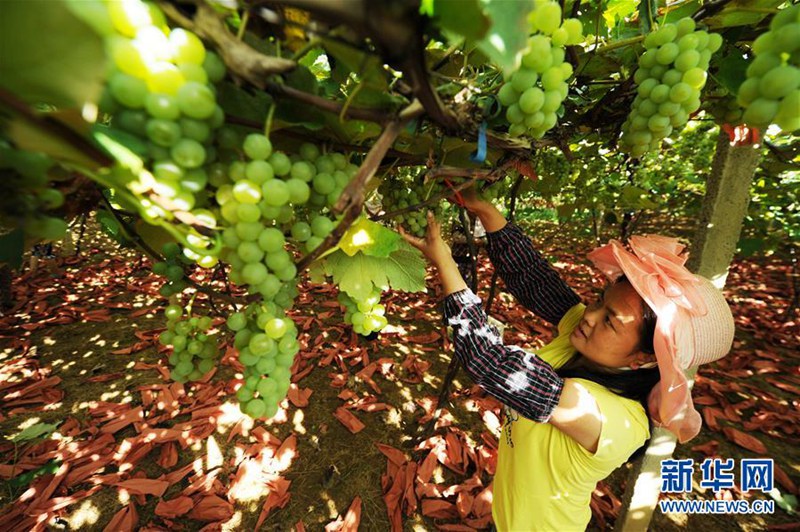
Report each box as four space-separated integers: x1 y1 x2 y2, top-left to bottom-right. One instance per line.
587 235 708 443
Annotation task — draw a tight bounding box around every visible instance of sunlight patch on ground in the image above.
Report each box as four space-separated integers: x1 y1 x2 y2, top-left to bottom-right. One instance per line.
222 510 243 531
16 416 42 431
293 409 306 435
384 408 404 428
206 435 223 470
42 336 56 346
65 499 100 529
321 490 340 519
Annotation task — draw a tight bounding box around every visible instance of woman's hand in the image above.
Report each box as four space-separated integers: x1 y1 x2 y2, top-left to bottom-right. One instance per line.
449 184 487 214
398 211 452 266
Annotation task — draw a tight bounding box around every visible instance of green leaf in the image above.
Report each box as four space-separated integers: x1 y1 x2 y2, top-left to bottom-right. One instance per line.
307 260 327 284
9 459 62 490
91 127 144 173
0 0 105 108
324 241 427 300
477 0 536 76
639 0 658 34
298 48 331 80
429 0 491 41
216 82 273 125
737 237 765 257
96 210 127 245
384 241 428 293
704 0 784 29
603 0 638 30
713 48 749 94
338 217 402 258
0 228 24 269
320 37 388 91
9 422 59 443
284 65 319 95
325 251 389 301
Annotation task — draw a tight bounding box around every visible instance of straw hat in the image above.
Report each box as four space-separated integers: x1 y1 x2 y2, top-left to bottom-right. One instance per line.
588 235 735 443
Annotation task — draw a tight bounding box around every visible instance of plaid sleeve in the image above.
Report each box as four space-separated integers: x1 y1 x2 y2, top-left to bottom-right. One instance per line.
443 288 564 423
486 222 581 325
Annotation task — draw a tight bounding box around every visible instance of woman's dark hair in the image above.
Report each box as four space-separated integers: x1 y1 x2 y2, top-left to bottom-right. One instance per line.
555 275 660 461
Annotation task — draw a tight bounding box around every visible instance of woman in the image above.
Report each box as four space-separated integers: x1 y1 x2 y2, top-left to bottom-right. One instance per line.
400 190 734 531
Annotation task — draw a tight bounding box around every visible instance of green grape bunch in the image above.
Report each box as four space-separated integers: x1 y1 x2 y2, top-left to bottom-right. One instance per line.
80 0 227 268
620 17 723 157
706 90 744 126
151 242 191 297
159 305 220 383
379 176 445 238
497 0 583 139
226 303 299 419
0 143 68 241
736 4 800 132
339 289 388 336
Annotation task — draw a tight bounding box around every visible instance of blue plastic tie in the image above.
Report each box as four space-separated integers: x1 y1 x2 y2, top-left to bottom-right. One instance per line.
470 122 487 163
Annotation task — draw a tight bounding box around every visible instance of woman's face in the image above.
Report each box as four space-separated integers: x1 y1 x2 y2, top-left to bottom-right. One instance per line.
569 281 654 369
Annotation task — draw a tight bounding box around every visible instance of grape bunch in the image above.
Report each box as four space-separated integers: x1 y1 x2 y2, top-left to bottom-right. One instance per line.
706 90 744 126
620 17 722 157
736 4 800 132
379 177 445 237
0 143 67 241
215 137 355 417
497 1 583 139
151 242 189 297
226 304 299 419
159 306 220 383
339 290 388 337
91 0 227 223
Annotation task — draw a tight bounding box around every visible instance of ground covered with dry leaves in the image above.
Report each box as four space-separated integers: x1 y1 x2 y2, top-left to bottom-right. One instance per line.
1 220 798 531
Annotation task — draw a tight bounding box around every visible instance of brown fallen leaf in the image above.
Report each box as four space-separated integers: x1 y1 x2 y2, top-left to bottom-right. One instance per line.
188 494 234 522
155 496 194 518
116 478 169 497
722 427 768 454
333 407 365 434
103 503 138 532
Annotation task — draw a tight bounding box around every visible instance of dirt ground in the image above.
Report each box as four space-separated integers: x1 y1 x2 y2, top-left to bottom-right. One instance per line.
1 218 798 531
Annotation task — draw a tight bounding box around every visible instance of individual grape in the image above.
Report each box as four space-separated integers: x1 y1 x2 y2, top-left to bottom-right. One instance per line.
169 28 205 65
258 228 285 253
243 133 273 160
109 72 148 108
203 51 226 83
145 93 180 120
262 180 290 206
171 138 206 168
146 118 182 147
176 81 216 119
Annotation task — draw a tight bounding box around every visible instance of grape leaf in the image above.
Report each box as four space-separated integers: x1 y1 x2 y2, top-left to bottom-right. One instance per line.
324 241 426 300
0 0 105 108
216 82 273 125
704 0 784 29
602 0 637 30
476 0 535 76
713 48 749 94
428 0 491 42
384 241 428 293
307 260 327 284
325 251 389 301
338 217 401 258
320 37 388 91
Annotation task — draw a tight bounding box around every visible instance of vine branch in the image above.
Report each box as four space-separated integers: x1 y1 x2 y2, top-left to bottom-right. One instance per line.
158 1 296 87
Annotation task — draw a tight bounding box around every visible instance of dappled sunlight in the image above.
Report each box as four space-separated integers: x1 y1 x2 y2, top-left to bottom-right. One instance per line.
206 435 223 470
320 490 340 519
66 499 101 529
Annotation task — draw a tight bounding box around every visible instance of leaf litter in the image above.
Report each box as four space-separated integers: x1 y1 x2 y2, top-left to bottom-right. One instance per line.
0 222 798 530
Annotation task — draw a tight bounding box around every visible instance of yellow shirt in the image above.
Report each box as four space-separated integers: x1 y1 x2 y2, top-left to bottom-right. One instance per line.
493 303 650 531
